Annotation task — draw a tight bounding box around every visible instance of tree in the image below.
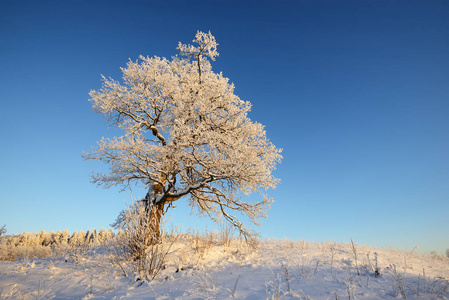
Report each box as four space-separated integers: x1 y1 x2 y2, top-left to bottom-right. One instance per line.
61 229 70 244
84 31 282 243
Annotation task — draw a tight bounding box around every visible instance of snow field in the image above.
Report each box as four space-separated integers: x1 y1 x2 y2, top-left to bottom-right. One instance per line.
1 234 448 299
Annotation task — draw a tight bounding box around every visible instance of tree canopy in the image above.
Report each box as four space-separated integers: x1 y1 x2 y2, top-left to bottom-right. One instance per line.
84 31 282 238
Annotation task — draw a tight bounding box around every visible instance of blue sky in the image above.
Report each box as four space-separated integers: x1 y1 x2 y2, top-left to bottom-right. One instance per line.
1 0 448 254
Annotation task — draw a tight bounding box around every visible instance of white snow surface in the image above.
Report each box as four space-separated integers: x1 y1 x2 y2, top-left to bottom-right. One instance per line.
1 237 448 299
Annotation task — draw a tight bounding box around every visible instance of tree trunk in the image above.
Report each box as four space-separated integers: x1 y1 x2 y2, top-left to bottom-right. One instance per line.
146 200 165 245
142 177 180 247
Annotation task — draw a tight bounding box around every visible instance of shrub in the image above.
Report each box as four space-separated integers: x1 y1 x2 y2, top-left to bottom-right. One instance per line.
110 201 178 281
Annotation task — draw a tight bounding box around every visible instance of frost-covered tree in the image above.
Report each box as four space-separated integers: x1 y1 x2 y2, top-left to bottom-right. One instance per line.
54 230 63 245
84 31 282 242
69 230 86 247
61 229 70 244
0 225 6 237
38 230 53 246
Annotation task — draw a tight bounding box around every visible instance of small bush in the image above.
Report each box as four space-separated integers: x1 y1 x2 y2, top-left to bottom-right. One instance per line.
110 202 179 281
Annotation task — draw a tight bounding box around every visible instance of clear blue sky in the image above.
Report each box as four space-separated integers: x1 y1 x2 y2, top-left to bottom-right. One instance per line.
1 0 448 254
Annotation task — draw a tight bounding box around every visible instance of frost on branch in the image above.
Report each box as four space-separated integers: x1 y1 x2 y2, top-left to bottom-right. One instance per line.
84 31 282 240
177 30 218 61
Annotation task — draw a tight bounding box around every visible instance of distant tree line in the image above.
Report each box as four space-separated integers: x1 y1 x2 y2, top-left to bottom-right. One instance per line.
1 228 114 248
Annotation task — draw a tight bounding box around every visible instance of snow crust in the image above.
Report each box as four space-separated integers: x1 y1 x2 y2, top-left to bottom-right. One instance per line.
1 237 448 299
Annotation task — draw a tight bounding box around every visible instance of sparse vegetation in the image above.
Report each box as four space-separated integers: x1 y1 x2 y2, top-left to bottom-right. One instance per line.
1 232 448 299
109 201 179 280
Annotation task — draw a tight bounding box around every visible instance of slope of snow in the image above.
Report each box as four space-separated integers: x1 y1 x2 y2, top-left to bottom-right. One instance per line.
1 237 448 299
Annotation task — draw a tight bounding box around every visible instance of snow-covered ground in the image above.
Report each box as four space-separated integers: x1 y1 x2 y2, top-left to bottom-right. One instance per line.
1 236 448 299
